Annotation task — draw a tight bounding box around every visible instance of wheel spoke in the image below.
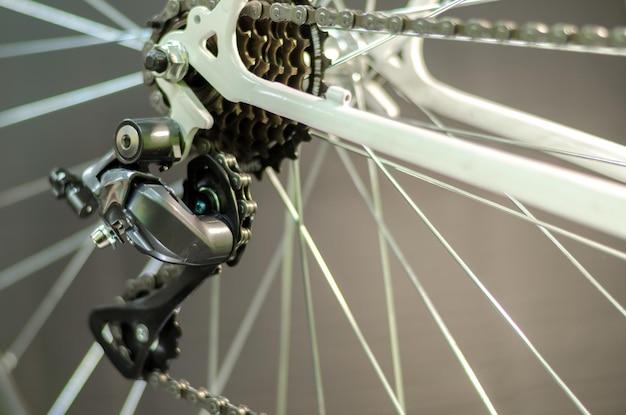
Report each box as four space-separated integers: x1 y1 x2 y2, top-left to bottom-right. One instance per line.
0 0 144 50
267 168 405 415
0 30 149 59
276 190 296 415
364 145 591 415
0 227 92 292
508 195 626 318
0 177 48 209
367 159 405 410
212 143 329 396
399 115 626 169
119 381 147 415
292 159 327 415
417 105 626 319
0 159 97 209
211 224 294 395
314 132 626 262
381 0 499 16
0 366 28 415
2 242 94 372
335 145 498 415
354 73 406 410
0 72 143 129
47 258 160 415
84 0 140 30
47 342 104 415
207 275 221 389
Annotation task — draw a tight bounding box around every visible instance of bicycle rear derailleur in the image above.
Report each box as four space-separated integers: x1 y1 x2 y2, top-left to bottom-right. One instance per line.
49 116 256 380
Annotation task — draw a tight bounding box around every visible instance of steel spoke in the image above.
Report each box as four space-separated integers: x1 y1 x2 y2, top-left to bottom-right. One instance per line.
2 242 94 371
212 143 329 395
207 275 221 389
267 168 405 415
84 0 140 30
47 342 103 415
396 114 626 169
417 102 626 319
211 228 288 395
0 73 143 129
508 195 626 318
276 172 296 415
292 159 327 415
354 67 406 410
0 177 48 209
365 145 591 415
46 259 160 415
0 30 149 59
0 0 143 50
335 146 498 415
314 132 626 262
382 0 499 16
419 102 626 319
0 227 92 292
367 159 405 410
119 381 147 415
0 159 97 209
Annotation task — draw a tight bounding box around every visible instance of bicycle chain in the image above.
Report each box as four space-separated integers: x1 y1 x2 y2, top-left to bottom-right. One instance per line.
245 1 626 51
119 264 265 415
215 152 257 265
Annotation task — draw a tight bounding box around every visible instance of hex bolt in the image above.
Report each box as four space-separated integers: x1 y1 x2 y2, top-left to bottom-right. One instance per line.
144 49 169 73
135 324 150 343
146 41 189 83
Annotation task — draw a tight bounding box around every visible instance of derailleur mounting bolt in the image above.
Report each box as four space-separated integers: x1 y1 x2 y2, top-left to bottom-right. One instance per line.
91 224 120 249
145 41 189 83
144 49 169 73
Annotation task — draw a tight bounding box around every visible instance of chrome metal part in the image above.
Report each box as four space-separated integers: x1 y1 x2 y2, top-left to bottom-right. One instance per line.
148 40 189 83
49 168 97 218
115 124 141 162
79 151 240 266
114 118 183 168
91 224 120 248
125 183 233 265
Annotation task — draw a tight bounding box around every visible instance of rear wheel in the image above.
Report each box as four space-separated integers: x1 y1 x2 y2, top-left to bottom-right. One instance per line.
0 1 625 414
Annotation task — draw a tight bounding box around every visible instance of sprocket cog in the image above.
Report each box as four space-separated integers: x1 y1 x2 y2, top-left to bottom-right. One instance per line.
144 0 329 175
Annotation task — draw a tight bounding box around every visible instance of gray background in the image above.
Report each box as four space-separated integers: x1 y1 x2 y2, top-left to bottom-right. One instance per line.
1 0 626 414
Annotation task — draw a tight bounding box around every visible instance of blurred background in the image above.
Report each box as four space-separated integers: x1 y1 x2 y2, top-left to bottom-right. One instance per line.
1 0 626 414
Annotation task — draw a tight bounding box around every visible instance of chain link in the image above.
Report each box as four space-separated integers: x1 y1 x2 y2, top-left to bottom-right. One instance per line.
121 263 265 415
239 0 626 53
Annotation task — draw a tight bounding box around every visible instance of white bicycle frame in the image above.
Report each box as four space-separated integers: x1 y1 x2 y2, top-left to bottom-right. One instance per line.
157 0 626 240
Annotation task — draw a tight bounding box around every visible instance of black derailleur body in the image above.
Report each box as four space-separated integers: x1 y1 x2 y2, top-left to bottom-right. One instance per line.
50 116 253 380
